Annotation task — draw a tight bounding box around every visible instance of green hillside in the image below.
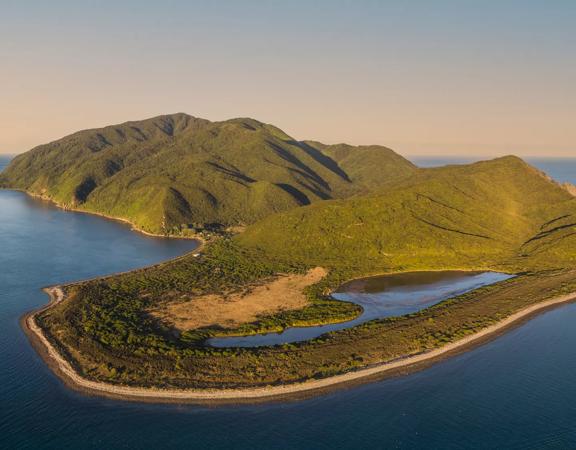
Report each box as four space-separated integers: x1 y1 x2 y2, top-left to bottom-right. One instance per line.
0 113 416 234
237 156 576 271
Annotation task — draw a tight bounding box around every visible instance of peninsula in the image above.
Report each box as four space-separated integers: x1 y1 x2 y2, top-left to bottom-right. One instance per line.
4 114 576 402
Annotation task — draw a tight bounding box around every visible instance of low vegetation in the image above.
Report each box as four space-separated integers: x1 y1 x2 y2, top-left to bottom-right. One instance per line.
37 265 576 388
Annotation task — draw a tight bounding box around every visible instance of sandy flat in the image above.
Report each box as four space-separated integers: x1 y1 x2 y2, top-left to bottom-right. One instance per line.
150 267 327 330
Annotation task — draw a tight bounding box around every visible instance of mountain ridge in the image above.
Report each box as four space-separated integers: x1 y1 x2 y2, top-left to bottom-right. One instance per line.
0 113 417 235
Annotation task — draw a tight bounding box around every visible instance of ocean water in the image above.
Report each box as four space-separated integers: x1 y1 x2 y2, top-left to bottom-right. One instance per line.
0 156 11 171
1 155 576 449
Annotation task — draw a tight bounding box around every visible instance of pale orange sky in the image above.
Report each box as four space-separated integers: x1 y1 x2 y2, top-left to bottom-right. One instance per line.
1 1 575 157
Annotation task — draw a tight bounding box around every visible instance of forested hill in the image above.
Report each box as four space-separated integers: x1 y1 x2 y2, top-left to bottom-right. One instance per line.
0 113 416 234
237 156 576 271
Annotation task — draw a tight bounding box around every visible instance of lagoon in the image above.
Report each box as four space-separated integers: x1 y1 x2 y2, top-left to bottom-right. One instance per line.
209 271 511 347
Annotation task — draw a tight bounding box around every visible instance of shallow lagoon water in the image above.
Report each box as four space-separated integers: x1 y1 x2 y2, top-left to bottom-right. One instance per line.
2 155 576 449
209 271 512 347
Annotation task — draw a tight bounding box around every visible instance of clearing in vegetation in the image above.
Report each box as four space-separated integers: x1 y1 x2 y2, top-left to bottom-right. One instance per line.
150 267 327 331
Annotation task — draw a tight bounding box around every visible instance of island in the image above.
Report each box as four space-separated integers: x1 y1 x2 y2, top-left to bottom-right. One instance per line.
3 114 576 402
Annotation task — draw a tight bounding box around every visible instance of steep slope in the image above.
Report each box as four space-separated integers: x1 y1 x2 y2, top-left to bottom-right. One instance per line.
237 156 576 270
0 114 416 234
302 141 416 191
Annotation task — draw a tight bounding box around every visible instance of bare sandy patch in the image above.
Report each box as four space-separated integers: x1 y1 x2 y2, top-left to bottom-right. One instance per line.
150 267 327 330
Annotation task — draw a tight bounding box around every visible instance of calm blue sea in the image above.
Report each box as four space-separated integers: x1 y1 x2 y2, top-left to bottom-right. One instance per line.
1 155 576 449
0 156 12 171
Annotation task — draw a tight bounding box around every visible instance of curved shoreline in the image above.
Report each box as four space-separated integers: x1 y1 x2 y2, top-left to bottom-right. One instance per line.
208 271 513 348
23 286 576 404
1 188 200 240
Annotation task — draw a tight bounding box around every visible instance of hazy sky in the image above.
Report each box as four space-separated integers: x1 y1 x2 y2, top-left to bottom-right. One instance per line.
1 0 575 156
